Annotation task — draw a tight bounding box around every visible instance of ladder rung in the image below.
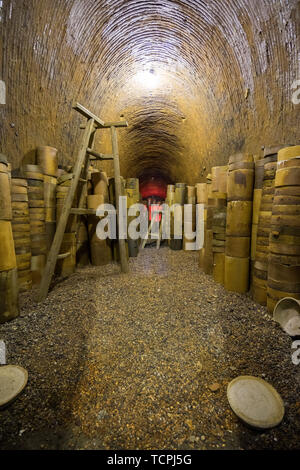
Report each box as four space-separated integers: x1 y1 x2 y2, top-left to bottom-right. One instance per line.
57 252 71 260
79 123 98 130
70 208 115 215
70 208 96 215
79 178 87 183
73 102 105 127
102 121 128 128
86 148 114 161
80 121 128 130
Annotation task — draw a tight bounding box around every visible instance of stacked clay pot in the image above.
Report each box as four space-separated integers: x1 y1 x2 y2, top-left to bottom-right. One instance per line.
183 185 196 251
126 178 140 257
225 154 254 293
166 185 175 248
201 175 215 274
252 151 278 304
170 183 186 250
55 173 77 276
11 177 32 292
37 146 58 251
267 145 300 312
88 193 113 266
111 176 129 261
196 183 208 271
211 166 228 284
24 164 47 285
76 219 90 267
0 155 19 323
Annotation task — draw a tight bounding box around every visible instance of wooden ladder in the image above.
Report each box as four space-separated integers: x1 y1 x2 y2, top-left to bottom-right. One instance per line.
37 103 129 302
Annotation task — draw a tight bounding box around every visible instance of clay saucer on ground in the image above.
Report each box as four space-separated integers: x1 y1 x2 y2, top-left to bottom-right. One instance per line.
0 365 28 408
227 375 284 429
273 297 300 336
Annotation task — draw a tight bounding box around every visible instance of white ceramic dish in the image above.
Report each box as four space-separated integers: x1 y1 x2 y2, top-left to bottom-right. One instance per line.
0 365 28 408
227 375 284 429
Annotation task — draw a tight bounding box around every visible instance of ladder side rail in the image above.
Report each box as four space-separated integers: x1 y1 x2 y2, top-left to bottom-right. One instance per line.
37 118 95 301
111 125 129 273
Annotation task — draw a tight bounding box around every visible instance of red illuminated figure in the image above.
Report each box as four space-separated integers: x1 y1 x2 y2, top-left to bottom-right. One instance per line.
148 198 162 222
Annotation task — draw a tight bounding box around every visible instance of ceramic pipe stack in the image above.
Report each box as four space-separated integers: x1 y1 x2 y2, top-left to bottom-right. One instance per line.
37 147 58 251
0 155 19 323
24 164 47 286
10 177 32 292
252 151 278 305
267 145 300 313
183 185 196 251
126 178 140 257
224 154 254 293
55 173 77 276
211 166 228 284
170 183 186 251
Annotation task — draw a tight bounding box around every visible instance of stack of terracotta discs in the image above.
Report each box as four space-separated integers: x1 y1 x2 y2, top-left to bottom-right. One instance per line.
77 174 90 267
211 166 228 282
252 151 278 304
37 146 58 177
169 183 186 251
91 171 110 203
55 233 77 277
183 186 197 251
197 183 208 270
267 145 300 312
109 177 129 262
166 185 175 249
44 174 57 250
212 206 227 285
24 165 47 285
88 194 113 265
56 174 76 232
126 178 140 257
11 177 32 292
225 154 254 293
211 165 228 194
55 173 77 276
0 155 19 323
165 185 175 206
76 219 90 267
37 147 58 251
200 176 215 274
250 158 265 276
93 171 115 260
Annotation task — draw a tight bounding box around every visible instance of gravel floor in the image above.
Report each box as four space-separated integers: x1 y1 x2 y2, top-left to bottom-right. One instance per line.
0 247 299 450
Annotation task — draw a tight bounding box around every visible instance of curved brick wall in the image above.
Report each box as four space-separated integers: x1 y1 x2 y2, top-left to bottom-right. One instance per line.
0 0 299 187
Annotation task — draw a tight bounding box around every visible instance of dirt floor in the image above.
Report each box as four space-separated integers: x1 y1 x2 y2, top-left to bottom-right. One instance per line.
0 247 299 450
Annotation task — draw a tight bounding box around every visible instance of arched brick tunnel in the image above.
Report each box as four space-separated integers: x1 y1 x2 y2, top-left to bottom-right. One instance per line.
0 0 300 452
0 0 299 193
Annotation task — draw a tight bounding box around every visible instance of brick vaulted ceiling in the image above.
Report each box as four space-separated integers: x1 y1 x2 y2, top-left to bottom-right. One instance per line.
0 0 299 186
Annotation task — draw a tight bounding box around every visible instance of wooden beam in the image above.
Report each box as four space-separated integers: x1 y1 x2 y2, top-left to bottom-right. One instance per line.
86 148 114 160
79 123 98 130
70 208 116 215
111 126 129 274
73 102 105 127
70 208 96 215
57 252 70 260
103 121 128 128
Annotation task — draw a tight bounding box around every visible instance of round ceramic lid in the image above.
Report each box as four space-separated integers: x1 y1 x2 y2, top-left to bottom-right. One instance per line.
0 365 28 408
227 376 284 429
